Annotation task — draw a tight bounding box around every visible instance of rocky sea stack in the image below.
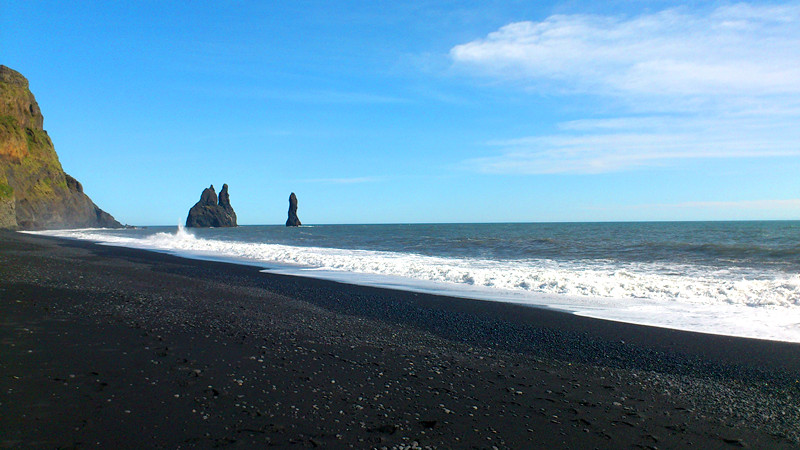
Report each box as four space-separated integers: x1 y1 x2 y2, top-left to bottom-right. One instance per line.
186 184 237 228
0 66 121 230
286 192 301 227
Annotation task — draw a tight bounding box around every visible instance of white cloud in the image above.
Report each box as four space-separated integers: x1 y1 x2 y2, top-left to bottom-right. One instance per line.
450 4 800 96
452 3 800 174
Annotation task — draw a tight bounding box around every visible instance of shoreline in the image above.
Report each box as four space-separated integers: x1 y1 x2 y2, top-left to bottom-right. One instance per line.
25 231 800 372
29 224 800 344
2 231 799 447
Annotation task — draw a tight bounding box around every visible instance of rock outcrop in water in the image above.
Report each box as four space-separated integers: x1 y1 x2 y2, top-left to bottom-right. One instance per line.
286 192 301 227
186 183 237 228
0 65 122 230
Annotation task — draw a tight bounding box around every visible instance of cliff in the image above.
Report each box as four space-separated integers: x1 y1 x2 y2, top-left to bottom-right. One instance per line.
186 184 237 228
0 65 121 230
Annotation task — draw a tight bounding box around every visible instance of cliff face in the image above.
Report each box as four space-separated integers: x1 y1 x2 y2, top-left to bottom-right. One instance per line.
0 172 15 229
0 65 121 230
186 184 237 228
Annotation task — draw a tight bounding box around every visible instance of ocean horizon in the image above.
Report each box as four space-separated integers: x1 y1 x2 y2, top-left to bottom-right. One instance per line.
31 220 800 344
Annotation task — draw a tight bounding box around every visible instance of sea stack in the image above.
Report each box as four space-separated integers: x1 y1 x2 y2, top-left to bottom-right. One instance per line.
217 183 237 225
185 184 237 228
0 65 121 230
286 192 301 227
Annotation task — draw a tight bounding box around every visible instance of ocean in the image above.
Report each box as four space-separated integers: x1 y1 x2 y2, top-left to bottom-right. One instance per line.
31 221 800 343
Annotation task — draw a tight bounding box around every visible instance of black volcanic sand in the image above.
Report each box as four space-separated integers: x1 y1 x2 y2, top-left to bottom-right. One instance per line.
2 232 799 449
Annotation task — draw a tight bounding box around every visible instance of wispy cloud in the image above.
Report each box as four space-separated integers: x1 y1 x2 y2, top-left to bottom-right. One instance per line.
301 176 384 184
615 198 800 211
666 199 800 210
285 90 407 104
585 198 800 220
450 3 800 96
451 3 800 174
191 85 408 105
465 113 800 174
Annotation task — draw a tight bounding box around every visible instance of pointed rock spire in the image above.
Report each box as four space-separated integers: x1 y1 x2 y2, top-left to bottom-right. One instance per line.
286 192 301 227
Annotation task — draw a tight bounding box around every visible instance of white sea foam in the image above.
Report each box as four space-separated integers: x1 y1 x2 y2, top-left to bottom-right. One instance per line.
28 227 800 343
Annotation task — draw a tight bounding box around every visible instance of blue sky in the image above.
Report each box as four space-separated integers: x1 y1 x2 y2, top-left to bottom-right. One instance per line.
2 0 799 225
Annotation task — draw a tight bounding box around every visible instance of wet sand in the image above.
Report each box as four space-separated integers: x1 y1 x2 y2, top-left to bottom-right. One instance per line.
2 231 799 448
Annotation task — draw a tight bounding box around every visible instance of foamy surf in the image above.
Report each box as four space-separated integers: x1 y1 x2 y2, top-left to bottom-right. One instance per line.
28 224 800 343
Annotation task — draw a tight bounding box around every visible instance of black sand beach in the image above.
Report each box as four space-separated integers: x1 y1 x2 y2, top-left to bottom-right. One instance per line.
2 231 799 448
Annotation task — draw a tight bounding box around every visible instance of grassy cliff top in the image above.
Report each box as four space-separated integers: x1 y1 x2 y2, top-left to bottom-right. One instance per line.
0 65 29 88
0 65 44 131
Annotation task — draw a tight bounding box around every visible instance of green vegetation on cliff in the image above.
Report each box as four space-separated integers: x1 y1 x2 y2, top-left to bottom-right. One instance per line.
0 171 15 229
2 113 66 203
0 115 28 161
0 182 12 200
0 176 12 203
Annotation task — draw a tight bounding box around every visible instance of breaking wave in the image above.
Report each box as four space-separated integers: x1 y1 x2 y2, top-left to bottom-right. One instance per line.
31 227 800 309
